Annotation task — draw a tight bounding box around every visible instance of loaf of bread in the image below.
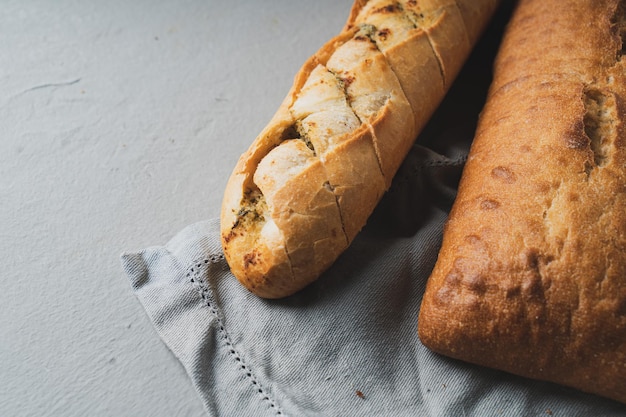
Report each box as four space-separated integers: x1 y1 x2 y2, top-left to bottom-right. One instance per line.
418 0 626 404
220 0 500 298
221 0 498 298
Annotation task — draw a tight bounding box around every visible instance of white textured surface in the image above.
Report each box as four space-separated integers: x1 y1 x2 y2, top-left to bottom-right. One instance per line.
0 1 350 415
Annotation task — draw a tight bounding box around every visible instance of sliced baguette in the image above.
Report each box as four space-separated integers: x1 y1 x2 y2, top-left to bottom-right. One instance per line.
221 0 500 298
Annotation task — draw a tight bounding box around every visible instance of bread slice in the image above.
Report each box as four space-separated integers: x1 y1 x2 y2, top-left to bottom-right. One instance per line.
418 0 626 404
221 0 500 298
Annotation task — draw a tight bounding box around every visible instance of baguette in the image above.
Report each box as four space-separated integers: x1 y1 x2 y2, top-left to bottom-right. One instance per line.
220 0 500 298
418 0 626 404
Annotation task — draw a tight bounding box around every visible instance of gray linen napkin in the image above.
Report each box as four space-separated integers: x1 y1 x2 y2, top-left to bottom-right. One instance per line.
120 4 626 414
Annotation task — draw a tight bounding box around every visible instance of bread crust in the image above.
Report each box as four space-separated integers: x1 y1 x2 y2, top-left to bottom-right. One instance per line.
221 0 500 298
418 0 626 404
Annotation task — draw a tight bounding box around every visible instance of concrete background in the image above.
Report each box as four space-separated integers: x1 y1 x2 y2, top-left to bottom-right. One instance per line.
1 1 350 415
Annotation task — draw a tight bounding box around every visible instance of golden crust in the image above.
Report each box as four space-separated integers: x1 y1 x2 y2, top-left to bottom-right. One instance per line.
490 0 621 92
326 29 416 185
322 124 387 241
356 2 444 135
455 0 501 45
221 0 500 298
418 0 626 404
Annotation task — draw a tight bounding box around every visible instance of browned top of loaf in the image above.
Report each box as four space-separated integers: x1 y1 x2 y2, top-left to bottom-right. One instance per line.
418 0 626 404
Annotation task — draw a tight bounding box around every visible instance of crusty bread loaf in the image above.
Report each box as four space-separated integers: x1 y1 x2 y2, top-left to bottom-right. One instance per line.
220 0 500 298
418 0 626 404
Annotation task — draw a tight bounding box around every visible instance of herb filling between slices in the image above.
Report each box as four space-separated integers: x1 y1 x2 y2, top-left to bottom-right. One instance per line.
232 189 267 230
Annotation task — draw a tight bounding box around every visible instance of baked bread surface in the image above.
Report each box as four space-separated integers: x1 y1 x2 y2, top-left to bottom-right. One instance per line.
221 0 500 298
418 0 626 404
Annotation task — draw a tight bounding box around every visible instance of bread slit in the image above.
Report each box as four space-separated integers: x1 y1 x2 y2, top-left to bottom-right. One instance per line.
352 0 446 147
583 88 618 170
253 139 348 290
401 1 471 88
288 63 372 242
327 24 416 185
